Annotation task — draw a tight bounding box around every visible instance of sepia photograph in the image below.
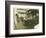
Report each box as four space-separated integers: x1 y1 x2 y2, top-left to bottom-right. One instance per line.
13 8 39 29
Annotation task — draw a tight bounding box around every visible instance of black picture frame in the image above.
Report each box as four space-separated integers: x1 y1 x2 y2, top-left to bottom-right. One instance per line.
5 1 45 37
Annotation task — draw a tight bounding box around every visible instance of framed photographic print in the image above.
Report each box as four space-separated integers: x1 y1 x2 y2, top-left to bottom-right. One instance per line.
5 1 45 37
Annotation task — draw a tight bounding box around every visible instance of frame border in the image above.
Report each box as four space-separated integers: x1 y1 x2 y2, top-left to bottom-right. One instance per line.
5 1 45 37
